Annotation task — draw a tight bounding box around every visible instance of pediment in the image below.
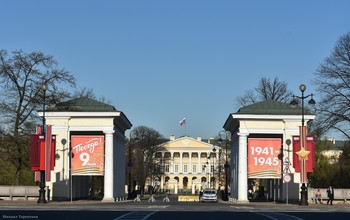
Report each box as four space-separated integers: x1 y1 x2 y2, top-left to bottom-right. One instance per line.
161 136 215 149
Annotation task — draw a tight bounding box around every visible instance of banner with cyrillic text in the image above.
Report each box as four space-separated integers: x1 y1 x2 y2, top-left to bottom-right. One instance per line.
71 135 105 176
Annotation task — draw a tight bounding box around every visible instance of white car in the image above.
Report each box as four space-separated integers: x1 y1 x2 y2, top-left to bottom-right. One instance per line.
202 189 218 202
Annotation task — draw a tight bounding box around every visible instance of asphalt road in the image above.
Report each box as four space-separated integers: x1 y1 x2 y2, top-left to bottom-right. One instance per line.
1 197 350 220
2 209 350 220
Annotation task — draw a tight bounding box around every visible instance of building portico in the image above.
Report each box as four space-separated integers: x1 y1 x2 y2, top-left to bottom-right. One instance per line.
224 100 315 203
155 136 221 194
39 97 131 201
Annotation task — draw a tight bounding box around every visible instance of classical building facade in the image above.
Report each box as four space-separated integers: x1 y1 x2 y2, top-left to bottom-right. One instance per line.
39 97 131 202
223 99 315 203
156 136 221 194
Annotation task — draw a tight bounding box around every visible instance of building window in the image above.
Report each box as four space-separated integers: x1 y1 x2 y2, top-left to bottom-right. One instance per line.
192 153 198 158
165 164 169 172
201 153 207 158
211 165 214 172
193 165 196 173
183 153 189 158
202 165 206 173
175 165 178 173
184 165 188 173
174 153 180 158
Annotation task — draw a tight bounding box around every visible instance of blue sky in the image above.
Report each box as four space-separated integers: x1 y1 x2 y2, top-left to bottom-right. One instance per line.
1 1 349 139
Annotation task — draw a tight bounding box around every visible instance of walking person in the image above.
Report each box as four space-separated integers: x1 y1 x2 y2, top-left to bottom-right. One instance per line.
315 189 323 204
326 186 334 205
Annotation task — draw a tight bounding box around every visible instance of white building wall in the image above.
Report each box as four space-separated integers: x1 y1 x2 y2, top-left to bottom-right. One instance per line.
42 111 130 202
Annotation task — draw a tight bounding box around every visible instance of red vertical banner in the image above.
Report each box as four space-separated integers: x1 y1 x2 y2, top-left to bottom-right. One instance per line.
52 135 56 169
30 134 41 170
300 126 307 183
45 125 52 181
306 136 315 172
31 125 56 181
292 136 301 172
293 135 315 173
34 171 41 182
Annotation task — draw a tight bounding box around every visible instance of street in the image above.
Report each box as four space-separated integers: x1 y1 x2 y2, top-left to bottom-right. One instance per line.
1 197 350 220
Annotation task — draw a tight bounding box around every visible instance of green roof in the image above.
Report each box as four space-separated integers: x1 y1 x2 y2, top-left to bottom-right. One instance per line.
235 99 312 115
49 97 117 112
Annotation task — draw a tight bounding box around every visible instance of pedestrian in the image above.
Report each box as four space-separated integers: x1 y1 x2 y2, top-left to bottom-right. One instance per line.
315 189 323 204
326 186 334 205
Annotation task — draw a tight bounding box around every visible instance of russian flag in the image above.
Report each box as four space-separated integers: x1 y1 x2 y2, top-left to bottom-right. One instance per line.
179 117 186 126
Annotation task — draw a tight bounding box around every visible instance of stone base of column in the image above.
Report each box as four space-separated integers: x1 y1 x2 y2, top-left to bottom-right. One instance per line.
236 199 249 204
102 197 115 202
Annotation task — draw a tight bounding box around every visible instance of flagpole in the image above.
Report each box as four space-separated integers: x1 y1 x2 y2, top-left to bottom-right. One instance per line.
185 122 187 136
179 117 187 136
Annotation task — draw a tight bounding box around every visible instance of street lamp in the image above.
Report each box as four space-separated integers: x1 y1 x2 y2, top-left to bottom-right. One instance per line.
38 83 47 204
290 84 316 206
206 157 210 188
212 147 216 190
218 148 222 192
218 130 230 201
127 130 139 199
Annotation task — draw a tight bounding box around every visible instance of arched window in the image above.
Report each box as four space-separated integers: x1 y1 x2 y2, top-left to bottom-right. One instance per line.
183 177 188 189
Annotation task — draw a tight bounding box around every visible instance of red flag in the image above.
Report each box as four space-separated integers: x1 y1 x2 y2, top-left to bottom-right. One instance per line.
45 125 52 181
292 135 316 173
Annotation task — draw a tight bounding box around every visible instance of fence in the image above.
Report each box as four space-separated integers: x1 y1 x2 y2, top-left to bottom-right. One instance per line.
0 185 39 200
308 188 349 204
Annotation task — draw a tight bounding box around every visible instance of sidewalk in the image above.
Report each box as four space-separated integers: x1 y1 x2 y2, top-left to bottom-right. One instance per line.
218 198 350 208
1 197 349 208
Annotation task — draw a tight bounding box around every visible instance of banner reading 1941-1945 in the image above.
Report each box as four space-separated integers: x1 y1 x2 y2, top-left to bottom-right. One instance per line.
248 138 282 179
71 135 105 176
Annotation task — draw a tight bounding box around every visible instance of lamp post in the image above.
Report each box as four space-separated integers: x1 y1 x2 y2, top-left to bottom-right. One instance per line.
218 130 230 201
290 84 316 206
38 83 47 204
127 130 139 199
206 157 210 188
218 148 221 192
212 147 216 190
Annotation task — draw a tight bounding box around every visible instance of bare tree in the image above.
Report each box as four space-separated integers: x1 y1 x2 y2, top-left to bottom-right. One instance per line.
72 87 97 99
72 87 111 104
0 49 76 184
126 126 167 195
235 89 257 108
235 76 293 108
313 33 350 139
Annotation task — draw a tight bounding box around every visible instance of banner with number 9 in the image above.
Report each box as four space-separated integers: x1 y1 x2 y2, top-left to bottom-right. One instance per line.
71 135 105 175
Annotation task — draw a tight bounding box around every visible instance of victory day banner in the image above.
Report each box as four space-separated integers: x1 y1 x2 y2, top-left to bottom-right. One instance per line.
71 135 105 176
248 138 282 179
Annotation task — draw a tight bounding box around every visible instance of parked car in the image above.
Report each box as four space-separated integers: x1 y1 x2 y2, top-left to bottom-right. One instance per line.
202 189 217 202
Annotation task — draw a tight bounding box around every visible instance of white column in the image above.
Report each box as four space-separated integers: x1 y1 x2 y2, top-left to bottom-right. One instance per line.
180 152 183 173
237 133 249 203
207 152 211 185
216 152 219 187
198 152 201 174
170 152 174 173
189 152 192 173
102 131 114 202
161 152 165 191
